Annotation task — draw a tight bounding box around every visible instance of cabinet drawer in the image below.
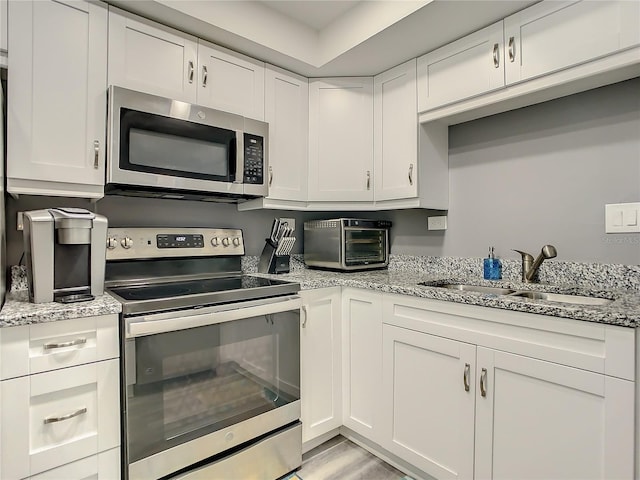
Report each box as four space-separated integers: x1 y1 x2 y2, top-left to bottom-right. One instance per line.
0 314 119 380
28 447 120 480
1 359 120 479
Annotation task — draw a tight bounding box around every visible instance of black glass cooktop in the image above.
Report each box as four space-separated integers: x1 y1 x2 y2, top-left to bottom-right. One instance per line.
108 275 300 315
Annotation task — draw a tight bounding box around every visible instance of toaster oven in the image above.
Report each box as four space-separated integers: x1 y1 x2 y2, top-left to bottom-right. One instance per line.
303 218 391 271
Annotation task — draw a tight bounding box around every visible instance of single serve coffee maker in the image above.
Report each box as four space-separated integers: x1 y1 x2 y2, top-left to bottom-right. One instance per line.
23 208 108 303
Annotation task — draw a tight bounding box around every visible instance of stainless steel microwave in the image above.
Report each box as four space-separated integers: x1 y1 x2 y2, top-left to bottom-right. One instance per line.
106 86 268 201
303 218 392 271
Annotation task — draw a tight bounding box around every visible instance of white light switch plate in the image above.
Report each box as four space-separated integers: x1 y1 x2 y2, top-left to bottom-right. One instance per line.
605 203 640 233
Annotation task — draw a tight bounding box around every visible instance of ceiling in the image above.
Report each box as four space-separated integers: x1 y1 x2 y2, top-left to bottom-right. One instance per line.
107 0 540 77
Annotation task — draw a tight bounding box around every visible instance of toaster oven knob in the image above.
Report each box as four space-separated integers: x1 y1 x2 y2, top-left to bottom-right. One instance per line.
232 237 241 247
121 237 133 249
106 237 118 250
222 237 231 247
210 237 220 247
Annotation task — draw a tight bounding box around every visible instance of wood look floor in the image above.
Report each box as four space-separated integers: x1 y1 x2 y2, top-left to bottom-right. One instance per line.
296 436 410 480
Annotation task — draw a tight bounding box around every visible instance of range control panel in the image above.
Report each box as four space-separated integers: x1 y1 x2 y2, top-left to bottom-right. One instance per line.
106 228 244 260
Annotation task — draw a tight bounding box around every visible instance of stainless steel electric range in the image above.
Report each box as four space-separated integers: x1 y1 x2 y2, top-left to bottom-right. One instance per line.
105 227 302 480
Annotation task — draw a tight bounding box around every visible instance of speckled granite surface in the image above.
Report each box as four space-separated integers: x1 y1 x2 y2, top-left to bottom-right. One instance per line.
246 255 640 328
0 266 122 328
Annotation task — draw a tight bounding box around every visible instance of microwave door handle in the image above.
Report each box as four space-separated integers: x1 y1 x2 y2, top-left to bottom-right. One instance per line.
234 130 244 184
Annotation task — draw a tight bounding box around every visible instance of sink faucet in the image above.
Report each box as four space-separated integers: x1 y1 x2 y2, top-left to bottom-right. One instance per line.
514 245 557 283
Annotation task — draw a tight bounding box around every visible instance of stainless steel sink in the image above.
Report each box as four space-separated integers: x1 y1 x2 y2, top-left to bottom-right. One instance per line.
428 284 516 295
508 291 613 306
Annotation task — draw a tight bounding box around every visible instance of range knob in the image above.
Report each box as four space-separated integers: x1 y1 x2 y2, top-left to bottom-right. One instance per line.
106 237 118 250
232 237 241 247
211 237 220 247
222 237 231 247
121 237 133 249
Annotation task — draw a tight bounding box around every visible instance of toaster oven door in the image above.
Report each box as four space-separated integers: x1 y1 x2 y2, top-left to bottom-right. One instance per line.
343 228 388 267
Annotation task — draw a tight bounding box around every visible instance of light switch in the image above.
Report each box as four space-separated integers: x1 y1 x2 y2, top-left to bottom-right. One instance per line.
605 203 640 233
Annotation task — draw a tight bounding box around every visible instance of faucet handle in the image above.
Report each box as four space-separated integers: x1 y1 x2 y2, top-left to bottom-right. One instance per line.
513 249 534 262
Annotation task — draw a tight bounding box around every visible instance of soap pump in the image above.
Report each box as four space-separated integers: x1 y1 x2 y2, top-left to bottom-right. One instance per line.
483 247 502 280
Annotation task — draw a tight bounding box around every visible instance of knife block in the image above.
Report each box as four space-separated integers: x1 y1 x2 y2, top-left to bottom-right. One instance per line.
258 239 290 274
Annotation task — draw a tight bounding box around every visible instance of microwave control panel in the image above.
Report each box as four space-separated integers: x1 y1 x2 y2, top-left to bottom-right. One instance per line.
243 133 264 185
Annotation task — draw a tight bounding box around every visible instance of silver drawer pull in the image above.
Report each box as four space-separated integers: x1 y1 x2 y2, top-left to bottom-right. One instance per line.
301 305 308 328
202 65 208 87
366 170 371 190
463 363 470 392
269 165 273 187
43 337 87 350
93 140 99 169
408 163 414 186
480 368 488 397
188 60 194 83
508 36 516 63
492 43 500 68
44 407 87 424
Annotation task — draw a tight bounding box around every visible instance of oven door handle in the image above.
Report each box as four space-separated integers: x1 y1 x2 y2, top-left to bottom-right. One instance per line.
126 295 302 338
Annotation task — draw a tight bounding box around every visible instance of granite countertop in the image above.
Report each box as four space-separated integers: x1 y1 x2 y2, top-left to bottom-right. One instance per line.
0 290 122 328
253 266 640 328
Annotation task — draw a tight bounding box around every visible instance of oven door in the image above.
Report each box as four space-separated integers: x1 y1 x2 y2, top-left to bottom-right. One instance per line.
107 86 245 196
123 295 301 480
343 227 389 268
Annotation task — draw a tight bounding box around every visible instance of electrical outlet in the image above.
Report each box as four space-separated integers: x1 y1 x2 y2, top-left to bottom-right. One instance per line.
279 218 295 231
427 215 447 231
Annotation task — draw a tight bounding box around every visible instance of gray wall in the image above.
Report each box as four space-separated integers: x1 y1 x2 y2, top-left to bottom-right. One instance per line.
388 78 640 265
5 78 639 267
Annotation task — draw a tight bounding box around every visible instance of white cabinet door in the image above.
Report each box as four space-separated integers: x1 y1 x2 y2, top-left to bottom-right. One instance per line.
28 447 120 480
504 0 640 85
417 21 505 112
381 324 476 480
197 40 265 120
341 289 382 442
1 359 120 479
308 77 374 202
300 288 342 443
264 65 309 201
7 0 107 198
374 59 418 201
474 347 635 480
108 7 198 103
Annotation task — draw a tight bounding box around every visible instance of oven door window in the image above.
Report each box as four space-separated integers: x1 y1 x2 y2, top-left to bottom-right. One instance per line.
344 229 386 266
119 108 237 182
124 310 300 464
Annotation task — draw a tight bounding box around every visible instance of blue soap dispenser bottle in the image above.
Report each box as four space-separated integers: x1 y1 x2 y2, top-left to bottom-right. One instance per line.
483 247 502 280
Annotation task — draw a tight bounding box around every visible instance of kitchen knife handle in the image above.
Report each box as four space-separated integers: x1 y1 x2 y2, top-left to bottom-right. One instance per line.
508 36 516 63
463 363 471 392
492 43 500 68
44 407 87 424
480 368 488 397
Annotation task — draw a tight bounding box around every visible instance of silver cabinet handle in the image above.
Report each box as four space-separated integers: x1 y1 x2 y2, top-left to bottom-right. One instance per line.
269 166 273 187
492 43 500 68
463 363 471 392
202 65 208 87
480 368 488 397
188 60 194 83
366 171 371 190
301 305 308 328
408 163 414 186
93 140 99 169
44 407 87 424
43 337 87 350
508 36 515 63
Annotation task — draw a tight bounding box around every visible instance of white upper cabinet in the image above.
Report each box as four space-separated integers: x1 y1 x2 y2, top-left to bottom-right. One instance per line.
108 8 198 103
7 0 107 198
374 59 418 201
264 65 309 201
308 77 374 202
197 40 265 120
417 21 505 112
108 8 265 120
504 0 640 85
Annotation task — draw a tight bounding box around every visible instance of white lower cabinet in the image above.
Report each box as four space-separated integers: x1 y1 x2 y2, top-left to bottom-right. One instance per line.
300 287 342 444
381 293 636 480
28 447 120 480
341 289 383 443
